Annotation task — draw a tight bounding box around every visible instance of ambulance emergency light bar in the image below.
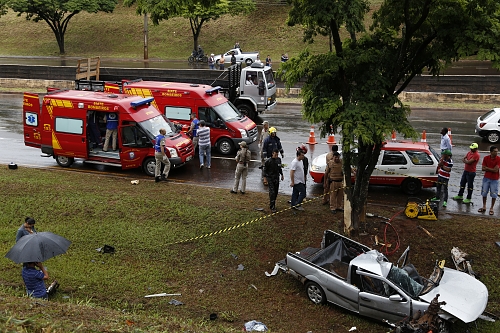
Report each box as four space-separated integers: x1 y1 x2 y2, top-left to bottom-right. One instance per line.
130 97 155 109
205 86 222 96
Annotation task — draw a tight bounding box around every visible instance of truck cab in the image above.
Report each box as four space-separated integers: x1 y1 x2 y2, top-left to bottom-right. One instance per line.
228 62 277 121
23 90 194 176
102 80 258 155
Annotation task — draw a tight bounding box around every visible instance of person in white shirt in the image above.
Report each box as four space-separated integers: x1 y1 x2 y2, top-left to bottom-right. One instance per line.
290 149 306 210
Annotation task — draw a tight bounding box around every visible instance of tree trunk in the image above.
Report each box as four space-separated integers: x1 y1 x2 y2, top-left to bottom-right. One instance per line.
55 29 65 54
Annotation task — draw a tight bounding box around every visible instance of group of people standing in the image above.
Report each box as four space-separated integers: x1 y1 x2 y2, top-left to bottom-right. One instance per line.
432 126 500 215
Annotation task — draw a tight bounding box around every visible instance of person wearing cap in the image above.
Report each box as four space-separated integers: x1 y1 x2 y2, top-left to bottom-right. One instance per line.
231 141 252 194
154 128 171 182
198 120 211 169
208 53 215 70
16 217 36 242
187 113 200 151
453 143 481 204
431 149 454 207
479 145 500 215
245 75 255 85
440 127 452 153
264 148 284 213
324 152 343 213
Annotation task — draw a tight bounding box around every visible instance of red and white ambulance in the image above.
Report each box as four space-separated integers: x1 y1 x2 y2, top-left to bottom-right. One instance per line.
100 80 258 155
23 89 194 176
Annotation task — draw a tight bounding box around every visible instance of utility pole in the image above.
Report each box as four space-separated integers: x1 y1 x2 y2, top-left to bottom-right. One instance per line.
144 13 149 60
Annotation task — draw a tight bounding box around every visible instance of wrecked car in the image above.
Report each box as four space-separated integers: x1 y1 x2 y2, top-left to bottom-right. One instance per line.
268 230 488 331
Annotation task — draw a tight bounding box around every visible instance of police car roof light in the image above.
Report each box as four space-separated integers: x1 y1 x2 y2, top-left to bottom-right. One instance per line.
205 86 222 96
130 97 154 108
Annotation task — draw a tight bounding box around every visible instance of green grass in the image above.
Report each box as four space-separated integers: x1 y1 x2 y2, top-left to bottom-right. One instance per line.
1 167 500 332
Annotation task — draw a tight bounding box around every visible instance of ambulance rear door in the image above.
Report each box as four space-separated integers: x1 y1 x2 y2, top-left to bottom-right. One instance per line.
23 93 43 149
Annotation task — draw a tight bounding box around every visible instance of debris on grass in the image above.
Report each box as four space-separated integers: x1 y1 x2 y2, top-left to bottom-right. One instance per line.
244 320 268 332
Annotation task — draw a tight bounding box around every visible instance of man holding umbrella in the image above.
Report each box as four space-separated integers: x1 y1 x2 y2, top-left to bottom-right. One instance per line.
22 262 50 299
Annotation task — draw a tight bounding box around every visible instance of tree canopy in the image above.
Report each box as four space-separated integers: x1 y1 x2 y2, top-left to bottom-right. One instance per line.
124 0 255 53
8 0 117 54
280 0 500 233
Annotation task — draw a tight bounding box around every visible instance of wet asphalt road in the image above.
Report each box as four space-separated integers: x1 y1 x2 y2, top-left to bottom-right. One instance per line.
0 92 495 216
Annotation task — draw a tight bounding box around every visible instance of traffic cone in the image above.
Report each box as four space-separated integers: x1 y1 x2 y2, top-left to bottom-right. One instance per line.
307 126 318 145
421 130 427 142
326 125 336 144
391 130 396 141
448 128 453 146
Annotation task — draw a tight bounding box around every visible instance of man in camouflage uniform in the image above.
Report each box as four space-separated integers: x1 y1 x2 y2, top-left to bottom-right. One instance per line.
324 152 343 213
323 144 339 204
264 148 284 213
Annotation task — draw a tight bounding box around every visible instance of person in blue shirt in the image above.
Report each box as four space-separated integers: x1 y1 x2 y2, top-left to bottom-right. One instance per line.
154 128 171 182
188 113 200 151
103 112 118 152
16 217 36 242
22 262 49 299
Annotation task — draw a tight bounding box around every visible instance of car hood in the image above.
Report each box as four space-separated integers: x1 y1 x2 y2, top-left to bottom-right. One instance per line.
419 267 488 323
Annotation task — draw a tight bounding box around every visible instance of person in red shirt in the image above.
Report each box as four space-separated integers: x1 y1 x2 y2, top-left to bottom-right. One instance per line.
453 143 481 204
479 145 500 215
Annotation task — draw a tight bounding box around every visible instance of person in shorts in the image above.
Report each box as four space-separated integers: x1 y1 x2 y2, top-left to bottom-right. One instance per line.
479 145 500 215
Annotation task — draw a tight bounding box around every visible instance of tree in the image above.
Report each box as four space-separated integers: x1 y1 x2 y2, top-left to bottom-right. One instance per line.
0 0 8 16
8 0 117 54
280 0 500 234
124 0 255 53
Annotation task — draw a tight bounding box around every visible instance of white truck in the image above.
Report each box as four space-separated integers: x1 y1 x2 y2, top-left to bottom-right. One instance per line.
214 48 260 66
269 230 489 331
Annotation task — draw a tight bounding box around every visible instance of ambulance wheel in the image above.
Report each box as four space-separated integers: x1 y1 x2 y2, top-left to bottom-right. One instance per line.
217 138 234 155
56 156 74 167
402 178 422 195
142 157 156 177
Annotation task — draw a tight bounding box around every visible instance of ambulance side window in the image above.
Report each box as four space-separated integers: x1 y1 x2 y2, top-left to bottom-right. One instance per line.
55 117 83 135
165 106 191 121
122 126 149 147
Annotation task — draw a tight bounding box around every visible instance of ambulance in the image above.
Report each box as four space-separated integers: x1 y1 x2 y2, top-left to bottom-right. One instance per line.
95 80 259 155
23 90 194 176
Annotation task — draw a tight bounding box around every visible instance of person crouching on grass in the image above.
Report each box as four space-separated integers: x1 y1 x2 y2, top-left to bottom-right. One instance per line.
22 262 59 299
431 149 453 207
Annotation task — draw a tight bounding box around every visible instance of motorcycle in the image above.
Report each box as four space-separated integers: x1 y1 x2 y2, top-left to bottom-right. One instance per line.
188 50 208 63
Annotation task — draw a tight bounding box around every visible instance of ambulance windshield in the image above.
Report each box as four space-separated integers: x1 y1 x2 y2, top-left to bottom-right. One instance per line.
213 102 243 122
139 115 175 138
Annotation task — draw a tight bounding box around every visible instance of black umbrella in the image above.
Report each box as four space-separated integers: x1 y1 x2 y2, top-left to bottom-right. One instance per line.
5 232 71 264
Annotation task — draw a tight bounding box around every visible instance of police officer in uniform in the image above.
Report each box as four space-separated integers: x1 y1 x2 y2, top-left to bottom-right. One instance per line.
324 152 343 213
231 141 252 194
154 128 171 182
323 144 339 204
264 148 284 213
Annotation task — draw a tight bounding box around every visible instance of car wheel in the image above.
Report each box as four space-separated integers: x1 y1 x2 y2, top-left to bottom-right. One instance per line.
306 281 326 305
55 155 74 167
188 56 194 63
142 157 156 177
402 178 422 195
238 103 256 121
217 138 234 155
245 58 253 66
487 131 500 143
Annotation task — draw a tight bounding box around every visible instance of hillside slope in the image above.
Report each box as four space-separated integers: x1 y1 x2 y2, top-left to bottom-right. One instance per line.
0 3 330 61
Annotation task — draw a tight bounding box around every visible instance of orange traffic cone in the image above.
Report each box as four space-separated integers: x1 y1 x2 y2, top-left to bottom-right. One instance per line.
448 128 453 146
326 125 336 144
391 130 396 141
421 130 427 142
307 126 318 145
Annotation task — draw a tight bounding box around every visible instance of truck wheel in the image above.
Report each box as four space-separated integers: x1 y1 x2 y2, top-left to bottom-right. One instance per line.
245 58 253 66
217 138 234 155
306 281 326 305
487 131 500 143
142 157 156 177
56 155 74 167
238 104 256 121
402 178 422 195
188 56 194 63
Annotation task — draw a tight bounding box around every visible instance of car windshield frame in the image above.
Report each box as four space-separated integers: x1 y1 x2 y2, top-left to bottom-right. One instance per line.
213 102 243 122
428 146 441 162
138 115 175 139
264 68 275 88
